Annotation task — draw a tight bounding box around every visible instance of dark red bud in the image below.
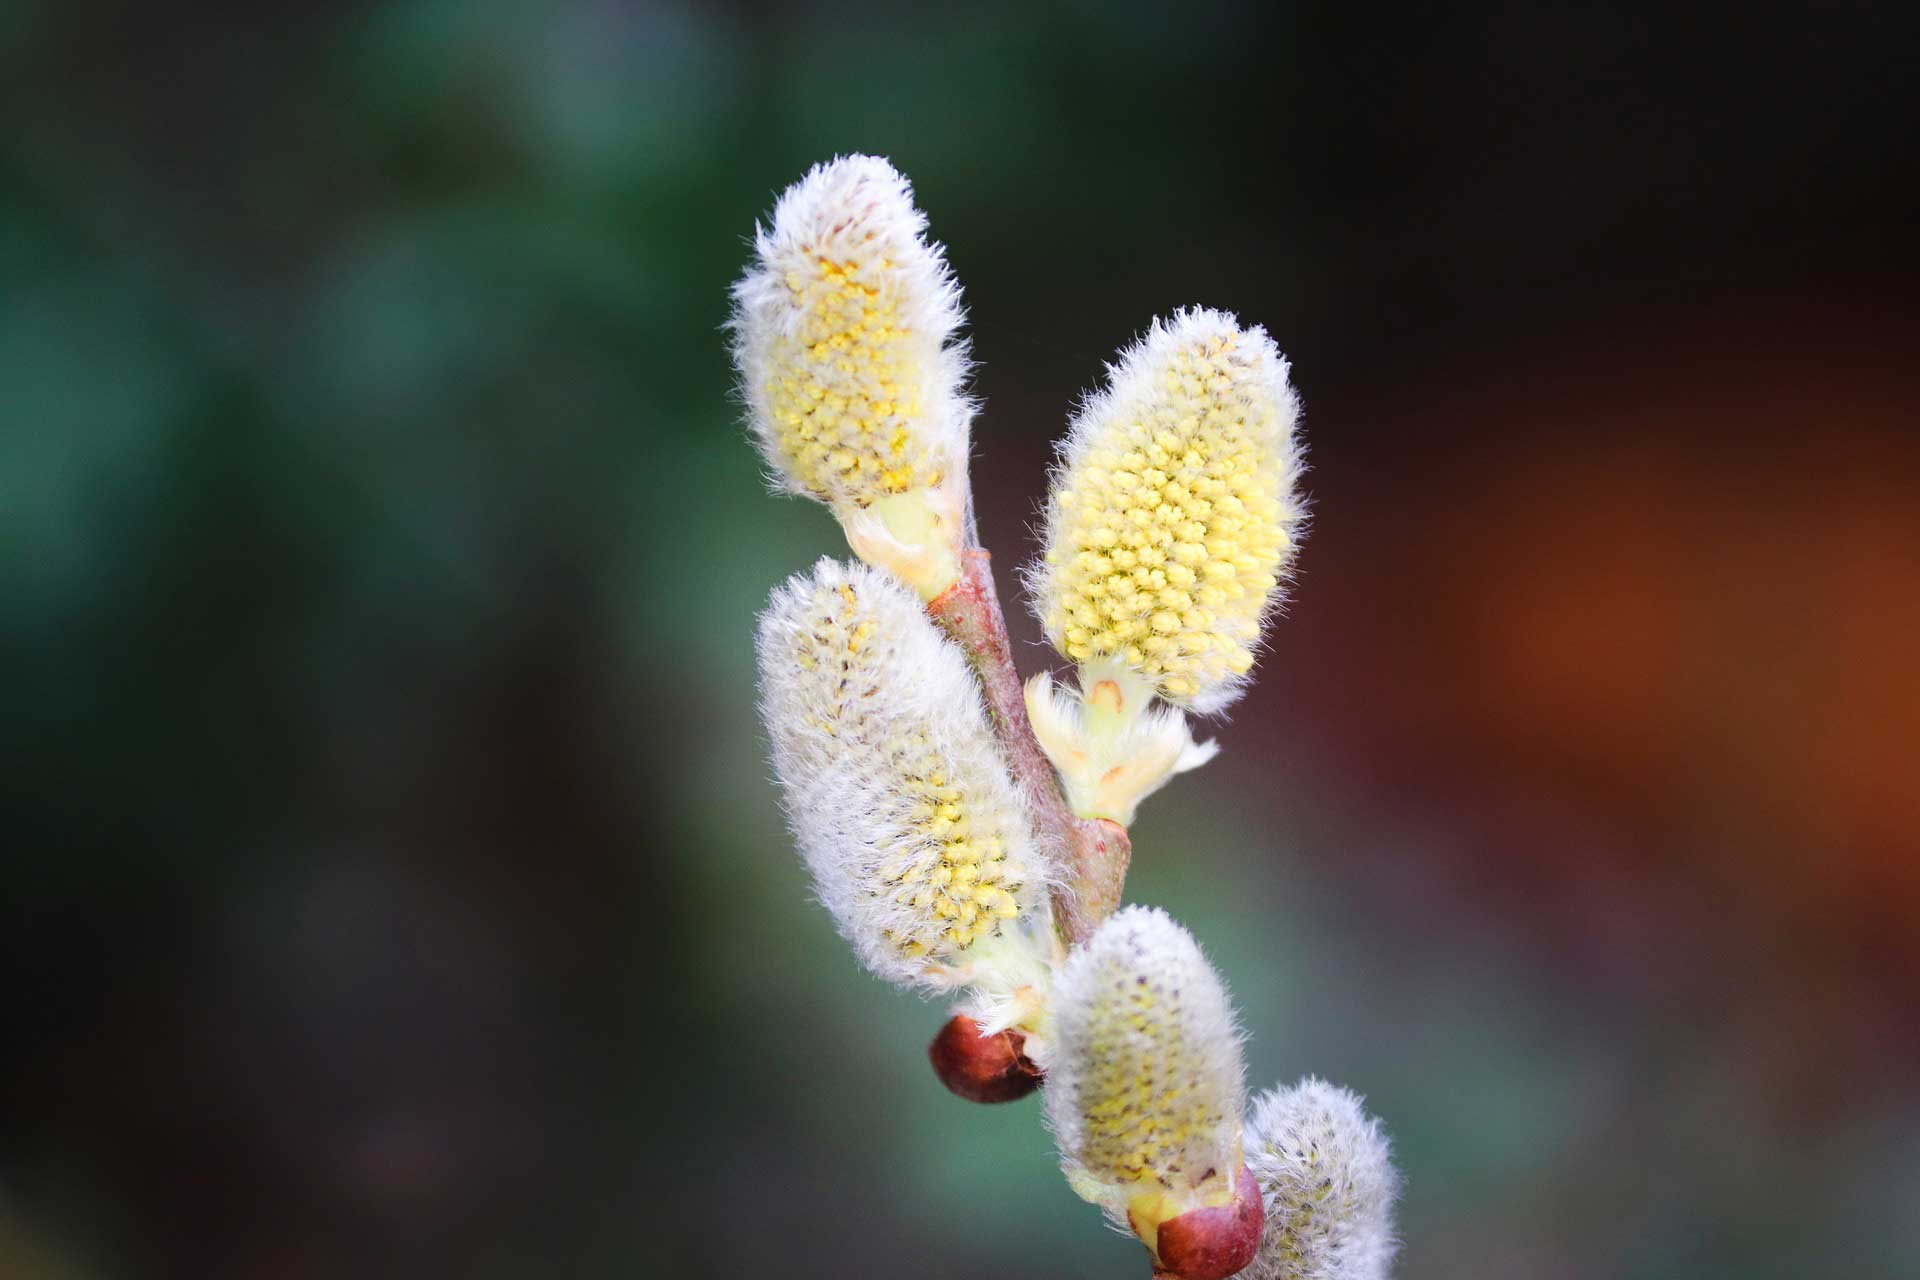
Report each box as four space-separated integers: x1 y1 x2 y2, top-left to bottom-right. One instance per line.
927 1013 1042 1103
1152 1164 1264 1280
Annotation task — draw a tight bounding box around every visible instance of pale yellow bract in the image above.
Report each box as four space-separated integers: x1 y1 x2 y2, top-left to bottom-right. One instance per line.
1037 309 1303 712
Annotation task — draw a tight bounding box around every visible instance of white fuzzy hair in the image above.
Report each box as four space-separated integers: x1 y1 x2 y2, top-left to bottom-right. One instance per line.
756 558 1051 1025
1242 1078 1400 1280
1045 905 1246 1222
729 154 972 512
1028 306 1306 715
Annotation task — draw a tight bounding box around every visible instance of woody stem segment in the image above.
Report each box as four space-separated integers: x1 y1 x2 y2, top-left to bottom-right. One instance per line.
928 548 1129 947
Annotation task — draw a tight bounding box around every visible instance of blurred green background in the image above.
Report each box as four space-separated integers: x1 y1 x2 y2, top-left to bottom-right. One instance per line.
3 2 1917 1276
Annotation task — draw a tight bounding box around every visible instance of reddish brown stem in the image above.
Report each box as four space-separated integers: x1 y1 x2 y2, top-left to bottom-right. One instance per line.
928 549 1129 946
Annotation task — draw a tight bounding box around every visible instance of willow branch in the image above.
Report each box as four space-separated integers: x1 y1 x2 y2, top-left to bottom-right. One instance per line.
928 548 1129 946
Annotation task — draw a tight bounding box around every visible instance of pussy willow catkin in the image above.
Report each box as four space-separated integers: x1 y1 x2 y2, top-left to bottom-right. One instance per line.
757 558 1052 1028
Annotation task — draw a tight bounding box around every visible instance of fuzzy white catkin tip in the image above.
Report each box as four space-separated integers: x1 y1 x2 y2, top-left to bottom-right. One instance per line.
1046 906 1246 1227
1031 307 1305 713
1242 1078 1399 1280
731 156 971 595
756 558 1050 1025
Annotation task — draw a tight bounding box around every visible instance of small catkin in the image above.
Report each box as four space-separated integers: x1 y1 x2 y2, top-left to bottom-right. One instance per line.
730 156 972 598
1242 1078 1399 1280
1033 307 1305 713
756 558 1050 1020
1046 906 1246 1225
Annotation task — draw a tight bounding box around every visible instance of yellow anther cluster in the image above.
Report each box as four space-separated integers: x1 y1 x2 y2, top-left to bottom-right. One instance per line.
1038 310 1302 711
784 576 1026 964
1050 907 1244 1210
887 758 1024 956
764 254 940 507
1075 959 1234 1188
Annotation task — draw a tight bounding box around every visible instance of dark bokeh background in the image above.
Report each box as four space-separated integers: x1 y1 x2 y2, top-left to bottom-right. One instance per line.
4 2 1917 1276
